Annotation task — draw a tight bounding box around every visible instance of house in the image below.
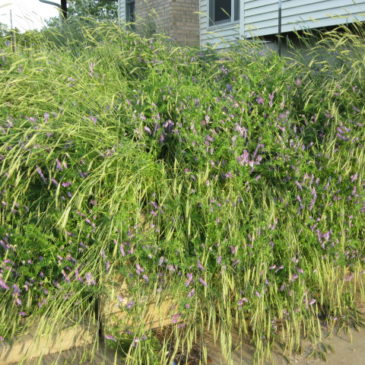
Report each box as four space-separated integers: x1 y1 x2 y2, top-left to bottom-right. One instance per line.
118 0 365 48
118 0 200 46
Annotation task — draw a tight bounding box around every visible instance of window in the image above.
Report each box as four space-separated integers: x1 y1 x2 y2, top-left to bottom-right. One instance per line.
209 0 240 26
126 0 135 23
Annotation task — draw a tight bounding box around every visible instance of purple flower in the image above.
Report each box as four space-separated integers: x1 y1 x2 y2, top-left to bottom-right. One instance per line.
36 166 47 183
256 96 264 105
144 126 152 135
237 297 248 306
126 300 135 309
309 299 316 306
187 288 195 297
85 218 95 228
89 116 97 124
199 277 208 287
217 256 222 265
56 159 63 170
132 336 147 346
105 334 116 341
237 150 250 166
290 274 299 282
0 278 9 290
295 181 303 191
309 187 317 211
220 65 229 74
75 269 82 282
62 182 72 187
61 270 70 283
185 273 193 287
278 111 289 120
150 201 159 209
230 246 238 255
197 260 205 271
85 272 96 286
171 313 182 324
136 263 144 274
66 254 76 263
234 124 248 138
350 173 358 182
119 243 126 256
163 120 174 132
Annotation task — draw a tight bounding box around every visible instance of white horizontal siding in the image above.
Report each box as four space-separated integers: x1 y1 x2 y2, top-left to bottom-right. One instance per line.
243 0 365 38
200 0 240 48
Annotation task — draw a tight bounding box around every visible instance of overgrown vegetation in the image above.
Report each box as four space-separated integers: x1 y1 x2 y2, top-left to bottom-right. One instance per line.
0 20 364 364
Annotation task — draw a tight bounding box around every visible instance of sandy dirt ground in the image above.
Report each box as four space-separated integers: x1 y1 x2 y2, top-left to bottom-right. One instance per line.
200 326 365 365
288 327 365 365
12 325 364 365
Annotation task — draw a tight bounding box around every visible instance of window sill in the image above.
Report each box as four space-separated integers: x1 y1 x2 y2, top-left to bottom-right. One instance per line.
208 20 240 31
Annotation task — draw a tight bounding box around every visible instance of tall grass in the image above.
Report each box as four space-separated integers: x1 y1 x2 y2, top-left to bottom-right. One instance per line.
0 20 364 364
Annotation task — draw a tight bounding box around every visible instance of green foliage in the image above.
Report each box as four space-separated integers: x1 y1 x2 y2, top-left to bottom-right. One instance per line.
45 0 118 30
69 0 118 18
0 20 364 364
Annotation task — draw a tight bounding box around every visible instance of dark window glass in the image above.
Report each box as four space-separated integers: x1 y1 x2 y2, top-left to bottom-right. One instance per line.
234 0 240 21
210 0 239 26
126 0 135 23
214 0 231 23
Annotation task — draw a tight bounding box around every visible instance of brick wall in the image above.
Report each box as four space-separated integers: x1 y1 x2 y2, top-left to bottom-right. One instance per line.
171 0 199 47
135 0 199 47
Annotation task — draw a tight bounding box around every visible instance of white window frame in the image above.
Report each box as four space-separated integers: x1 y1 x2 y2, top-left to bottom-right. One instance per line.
209 0 240 27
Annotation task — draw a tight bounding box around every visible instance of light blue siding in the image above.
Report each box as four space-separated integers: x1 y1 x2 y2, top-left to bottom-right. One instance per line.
118 0 126 23
242 0 365 38
199 0 240 48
